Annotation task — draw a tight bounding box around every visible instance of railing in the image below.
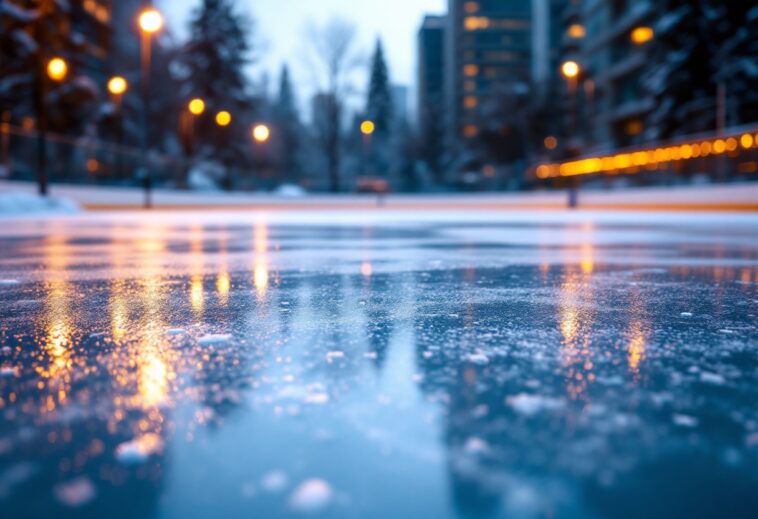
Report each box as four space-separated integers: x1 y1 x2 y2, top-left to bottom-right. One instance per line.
0 123 189 188
531 124 758 183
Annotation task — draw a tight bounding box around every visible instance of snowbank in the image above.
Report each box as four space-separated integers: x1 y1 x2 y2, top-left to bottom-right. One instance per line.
0 192 80 217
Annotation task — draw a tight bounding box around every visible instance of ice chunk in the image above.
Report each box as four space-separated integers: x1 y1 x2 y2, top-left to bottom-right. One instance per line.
506 394 564 416
54 477 96 507
463 437 490 455
679 312 693 318
289 479 333 512
699 372 726 385
115 434 163 465
325 351 345 363
197 334 232 346
466 352 490 365
673 414 699 427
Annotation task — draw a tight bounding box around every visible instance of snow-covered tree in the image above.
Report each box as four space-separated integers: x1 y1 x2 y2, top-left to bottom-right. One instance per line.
0 0 104 133
642 1 758 139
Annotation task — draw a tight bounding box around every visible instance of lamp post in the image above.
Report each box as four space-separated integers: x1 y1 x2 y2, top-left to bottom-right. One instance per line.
360 119 375 177
138 7 163 209
108 76 128 179
561 61 582 208
214 111 232 189
251 124 270 188
35 56 68 197
179 98 205 187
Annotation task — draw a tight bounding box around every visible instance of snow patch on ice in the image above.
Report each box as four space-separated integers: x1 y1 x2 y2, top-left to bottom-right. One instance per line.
0 193 79 217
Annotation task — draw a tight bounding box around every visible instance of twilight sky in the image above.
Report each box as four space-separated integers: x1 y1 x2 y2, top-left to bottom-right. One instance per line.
159 0 446 117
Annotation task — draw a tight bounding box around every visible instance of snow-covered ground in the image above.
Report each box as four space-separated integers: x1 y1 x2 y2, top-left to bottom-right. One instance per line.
0 191 80 216
1 180 756 213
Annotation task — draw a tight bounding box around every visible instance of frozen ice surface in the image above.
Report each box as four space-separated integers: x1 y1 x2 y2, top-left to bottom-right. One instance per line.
0 210 756 519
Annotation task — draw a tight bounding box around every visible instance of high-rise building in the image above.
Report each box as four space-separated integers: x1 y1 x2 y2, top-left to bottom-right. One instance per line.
444 0 532 144
417 14 446 174
569 0 658 151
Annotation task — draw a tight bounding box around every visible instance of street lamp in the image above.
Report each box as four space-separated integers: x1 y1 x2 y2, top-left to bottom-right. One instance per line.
47 57 68 82
360 120 375 136
108 76 128 178
560 61 582 208
561 60 580 80
138 6 163 209
36 56 69 197
188 98 205 116
107 76 128 96
252 124 270 143
215 111 232 127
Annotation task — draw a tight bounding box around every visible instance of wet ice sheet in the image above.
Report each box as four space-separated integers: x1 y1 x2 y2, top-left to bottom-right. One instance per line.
0 211 757 519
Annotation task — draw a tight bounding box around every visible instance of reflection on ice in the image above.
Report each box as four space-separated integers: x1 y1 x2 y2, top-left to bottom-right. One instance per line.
0 215 757 518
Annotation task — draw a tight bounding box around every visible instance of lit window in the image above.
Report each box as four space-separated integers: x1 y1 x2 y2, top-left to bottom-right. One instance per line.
544 136 558 150
567 24 586 39
464 16 490 30
463 64 479 77
463 1 479 13
463 125 478 138
464 96 478 109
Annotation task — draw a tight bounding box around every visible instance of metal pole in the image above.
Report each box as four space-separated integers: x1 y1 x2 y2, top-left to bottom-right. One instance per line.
35 16 49 197
140 31 152 209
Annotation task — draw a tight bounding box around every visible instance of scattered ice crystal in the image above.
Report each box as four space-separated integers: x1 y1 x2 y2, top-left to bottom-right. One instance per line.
289 479 333 512
680 312 693 317
54 477 96 507
463 437 490 455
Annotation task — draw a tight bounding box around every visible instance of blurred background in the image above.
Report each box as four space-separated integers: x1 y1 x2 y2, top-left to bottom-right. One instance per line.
1 0 757 195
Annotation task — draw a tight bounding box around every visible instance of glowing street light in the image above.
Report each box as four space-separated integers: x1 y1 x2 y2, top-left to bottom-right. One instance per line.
47 57 68 82
215 111 232 127
138 8 163 34
631 26 654 45
360 120 375 136
137 7 163 210
561 60 580 79
188 98 205 116
107 76 128 95
252 124 270 143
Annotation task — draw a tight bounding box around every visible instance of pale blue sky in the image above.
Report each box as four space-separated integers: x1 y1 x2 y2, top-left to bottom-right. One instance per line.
159 0 446 115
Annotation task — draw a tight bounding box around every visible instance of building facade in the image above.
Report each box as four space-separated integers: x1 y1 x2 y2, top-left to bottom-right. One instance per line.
444 0 532 146
568 0 658 152
417 15 446 176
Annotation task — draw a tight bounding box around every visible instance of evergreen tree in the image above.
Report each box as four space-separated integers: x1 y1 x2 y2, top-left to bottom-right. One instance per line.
273 64 302 183
365 39 393 135
178 0 254 166
0 0 104 132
